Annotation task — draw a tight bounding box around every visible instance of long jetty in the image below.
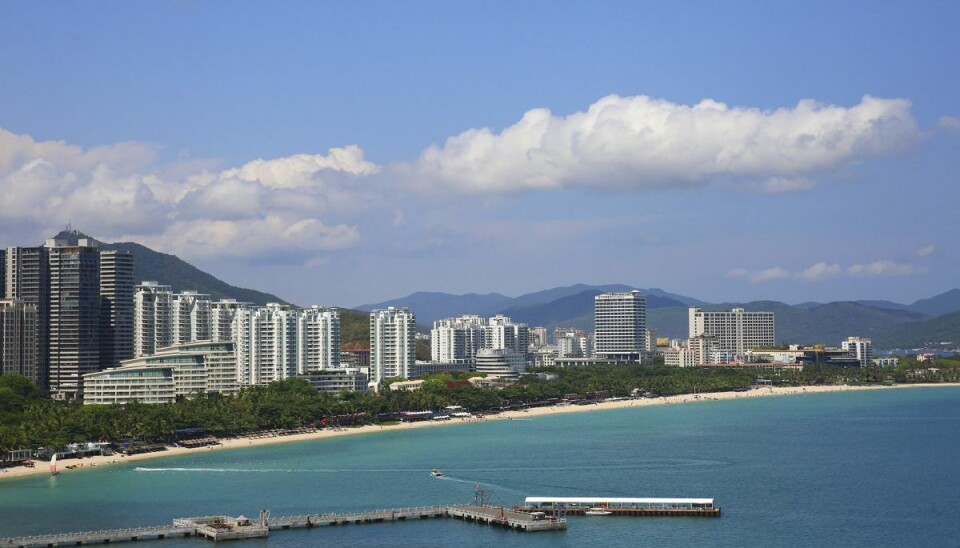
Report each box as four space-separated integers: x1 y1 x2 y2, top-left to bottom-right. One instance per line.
2 504 566 547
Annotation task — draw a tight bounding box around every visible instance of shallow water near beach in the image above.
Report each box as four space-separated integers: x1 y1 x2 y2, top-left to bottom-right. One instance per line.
2 387 959 547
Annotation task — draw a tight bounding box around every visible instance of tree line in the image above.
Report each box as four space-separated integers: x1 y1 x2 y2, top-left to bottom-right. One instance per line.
1 355 957 453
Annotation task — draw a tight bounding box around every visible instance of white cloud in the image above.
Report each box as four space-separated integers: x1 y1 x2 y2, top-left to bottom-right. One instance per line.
413 94 919 193
917 244 936 257
726 268 749 279
750 267 790 283
937 116 960 131
847 260 917 277
796 262 842 281
731 259 921 284
135 216 360 262
220 145 379 189
0 127 378 263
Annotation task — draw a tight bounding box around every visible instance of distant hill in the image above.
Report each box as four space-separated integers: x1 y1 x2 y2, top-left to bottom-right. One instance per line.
908 289 960 317
51 229 290 306
501 289 688 333
875 310 960 348
359 284 707 326
357 291 514 323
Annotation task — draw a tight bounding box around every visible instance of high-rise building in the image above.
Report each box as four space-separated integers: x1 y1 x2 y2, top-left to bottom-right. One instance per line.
483 315 529 357
99 250 134 369
5 246 50 392
134 282 173 357
688 307 775 357
47 239 101 399
297 306 340 373
555 328 592 358
431 315 485 364
0 249 5 298
172 291 211 344
211 299 249 342
594 290 647 362
236 303 299 385
841 337 873 367
0 299 39 383
369 307 416 386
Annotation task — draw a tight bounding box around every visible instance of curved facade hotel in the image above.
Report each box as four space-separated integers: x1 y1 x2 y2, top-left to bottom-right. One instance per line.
82 341 238 405
594 290 647 362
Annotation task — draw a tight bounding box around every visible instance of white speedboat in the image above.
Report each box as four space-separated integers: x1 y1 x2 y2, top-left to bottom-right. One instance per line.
584 507 612 516
430 469 444 478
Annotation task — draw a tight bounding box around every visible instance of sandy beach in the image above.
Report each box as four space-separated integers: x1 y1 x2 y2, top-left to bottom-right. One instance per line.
3 382 957 482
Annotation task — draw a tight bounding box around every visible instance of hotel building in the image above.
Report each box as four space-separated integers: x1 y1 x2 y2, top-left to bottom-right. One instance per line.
83 341 238 405
594 290 647 362
688 307 775 358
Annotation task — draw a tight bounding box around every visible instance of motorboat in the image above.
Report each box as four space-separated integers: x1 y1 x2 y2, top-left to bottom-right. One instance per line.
584 507 612 516
430 469 444 478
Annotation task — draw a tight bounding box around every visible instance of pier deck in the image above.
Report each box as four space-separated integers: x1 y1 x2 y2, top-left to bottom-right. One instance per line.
4 525 197 548
1 504 565 547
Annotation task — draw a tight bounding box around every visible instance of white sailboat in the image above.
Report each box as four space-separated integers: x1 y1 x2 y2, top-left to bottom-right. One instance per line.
50 453 58 476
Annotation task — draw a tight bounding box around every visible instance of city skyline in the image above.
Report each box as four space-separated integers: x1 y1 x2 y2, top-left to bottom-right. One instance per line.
2 2 958 307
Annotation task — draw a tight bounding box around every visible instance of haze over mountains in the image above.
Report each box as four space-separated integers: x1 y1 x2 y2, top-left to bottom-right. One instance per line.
48 231 960 349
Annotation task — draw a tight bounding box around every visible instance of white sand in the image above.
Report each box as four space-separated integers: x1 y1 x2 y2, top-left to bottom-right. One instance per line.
3 382 956 481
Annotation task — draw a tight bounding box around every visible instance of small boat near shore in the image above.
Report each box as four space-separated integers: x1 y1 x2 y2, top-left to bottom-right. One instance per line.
430 469 444 478
584 508 612 516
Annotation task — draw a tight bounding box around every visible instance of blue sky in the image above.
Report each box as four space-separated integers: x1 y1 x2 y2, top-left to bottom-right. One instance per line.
1 1 958 307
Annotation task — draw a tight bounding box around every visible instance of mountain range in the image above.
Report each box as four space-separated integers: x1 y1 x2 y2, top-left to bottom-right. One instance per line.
45 230 960 350
360 286 960 349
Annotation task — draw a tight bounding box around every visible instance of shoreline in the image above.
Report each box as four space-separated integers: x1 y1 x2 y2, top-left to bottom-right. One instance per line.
3 382 958 482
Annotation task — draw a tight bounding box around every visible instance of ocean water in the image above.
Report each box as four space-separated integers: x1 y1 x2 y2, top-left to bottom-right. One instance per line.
2 387 960 547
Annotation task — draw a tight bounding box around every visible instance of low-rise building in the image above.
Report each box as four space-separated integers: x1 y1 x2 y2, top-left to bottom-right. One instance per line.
83 341 237 405
295 368 368 395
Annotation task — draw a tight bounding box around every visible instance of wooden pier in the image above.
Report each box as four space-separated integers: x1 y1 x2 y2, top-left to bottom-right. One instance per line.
1 504 565 547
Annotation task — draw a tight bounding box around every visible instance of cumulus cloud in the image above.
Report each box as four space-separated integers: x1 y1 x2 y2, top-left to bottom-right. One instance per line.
413 94 919 193
847 260 917 277
917 244 936 257
796 262 842 281
750 267 791 283
0 126 376 263
732 259 921 284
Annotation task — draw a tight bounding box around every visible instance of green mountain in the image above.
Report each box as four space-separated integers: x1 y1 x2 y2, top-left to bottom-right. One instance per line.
875 310 960 348
52 229 289 305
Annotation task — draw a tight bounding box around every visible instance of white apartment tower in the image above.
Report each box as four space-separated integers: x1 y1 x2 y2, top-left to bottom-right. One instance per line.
483 315 529 358
688 307 775 357
841 337 873 368
211 299 249 342
172 291 211 344
297 306 341 373
431 315 485 364
134 282 173 357
369 307 416 386
594 290 647 362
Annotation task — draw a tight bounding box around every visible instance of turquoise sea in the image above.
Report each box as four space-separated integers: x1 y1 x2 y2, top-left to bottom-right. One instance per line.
2 387 960 547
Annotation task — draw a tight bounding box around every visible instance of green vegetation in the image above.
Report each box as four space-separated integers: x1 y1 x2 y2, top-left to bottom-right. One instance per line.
339 309 370 347
2 355 959 453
